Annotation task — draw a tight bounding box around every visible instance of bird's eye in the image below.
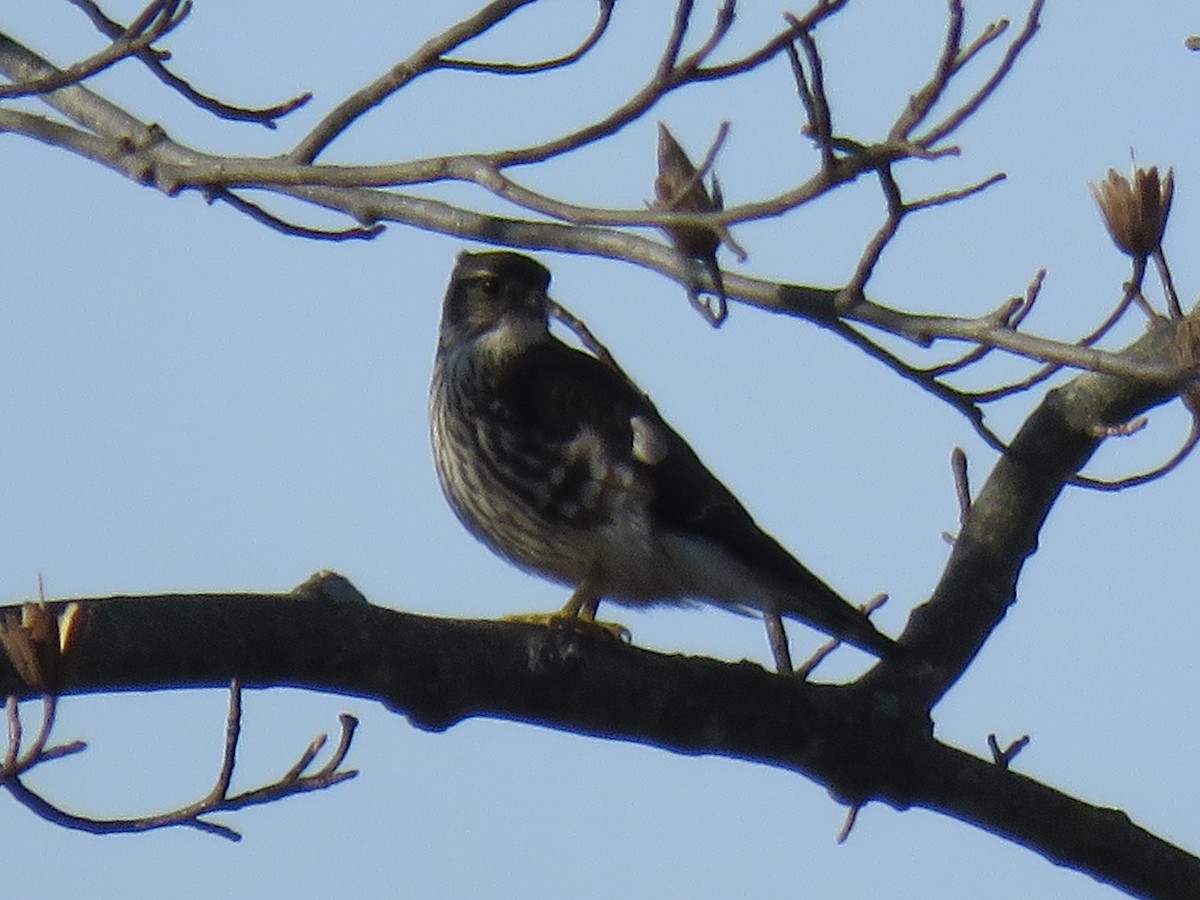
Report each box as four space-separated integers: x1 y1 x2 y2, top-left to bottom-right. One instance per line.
479 276 501 296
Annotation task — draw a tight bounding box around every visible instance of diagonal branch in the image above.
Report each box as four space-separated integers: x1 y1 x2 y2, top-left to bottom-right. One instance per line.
868 319 1183 707
290 0 538 163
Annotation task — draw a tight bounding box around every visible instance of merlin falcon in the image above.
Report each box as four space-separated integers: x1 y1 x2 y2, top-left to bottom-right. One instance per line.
429 251 901 670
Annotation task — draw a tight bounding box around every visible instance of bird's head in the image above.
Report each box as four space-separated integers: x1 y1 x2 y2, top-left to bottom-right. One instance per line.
439 252 553 355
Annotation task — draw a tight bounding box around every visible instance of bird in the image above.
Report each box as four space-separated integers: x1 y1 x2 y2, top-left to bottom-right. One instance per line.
428 250 901 671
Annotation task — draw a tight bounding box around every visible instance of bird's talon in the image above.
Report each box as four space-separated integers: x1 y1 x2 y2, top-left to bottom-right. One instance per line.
578 618 632 643
502 612 631 643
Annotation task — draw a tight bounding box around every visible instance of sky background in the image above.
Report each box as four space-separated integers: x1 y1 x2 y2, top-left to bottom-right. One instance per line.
2 1 1199 897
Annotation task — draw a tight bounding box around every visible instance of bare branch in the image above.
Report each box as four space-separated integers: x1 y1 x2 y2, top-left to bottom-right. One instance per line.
212 677 241 799
785 16 834 168
889 0 966 140
905 171 1007 211
1154 247 1183 319
0 0 189 98
2 3 1173 474
67 0 311 126
1071 413 1200 491
549 300 628 377
924 270 1044 380
694 0 847 80
966 273 1138 404
795 594 889 679
988 733 1031 770
919 0 1045 147
951 447 971 524
440 0 614 73
836 804 860 844
3 4 1198 892
840 165 904 302
208 189 386 242
871 319 1183 708
291 0 538 163
851 299 1183 383
0 679 358 841
1 696 87 780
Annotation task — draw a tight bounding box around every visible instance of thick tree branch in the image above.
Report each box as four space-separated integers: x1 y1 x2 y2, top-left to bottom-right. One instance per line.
0 575 1194 898
870 319 1185 706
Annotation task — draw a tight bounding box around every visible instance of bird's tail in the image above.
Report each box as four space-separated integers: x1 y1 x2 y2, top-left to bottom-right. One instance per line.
773 570 903 661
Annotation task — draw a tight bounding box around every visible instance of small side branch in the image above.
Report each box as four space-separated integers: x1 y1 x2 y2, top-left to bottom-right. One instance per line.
785 17 835 168
1 696 86 779
291 0 539 163
919 0 1045 147
67 0 310 126
795 594 889 678
988 733 1031 770
209 189 386 242
440 0 615 74
0 680 358 841
0 0 190 98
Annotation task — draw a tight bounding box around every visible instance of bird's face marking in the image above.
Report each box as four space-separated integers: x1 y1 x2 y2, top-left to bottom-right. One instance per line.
440 252 553 350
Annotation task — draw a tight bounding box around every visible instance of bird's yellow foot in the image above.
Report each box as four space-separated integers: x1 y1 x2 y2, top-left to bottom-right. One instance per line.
502 611 631 643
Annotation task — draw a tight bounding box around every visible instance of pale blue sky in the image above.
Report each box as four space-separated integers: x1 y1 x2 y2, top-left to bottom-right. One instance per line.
3 2 1199 897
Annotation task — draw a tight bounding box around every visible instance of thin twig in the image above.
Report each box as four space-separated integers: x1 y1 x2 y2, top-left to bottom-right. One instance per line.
924 270 1044 379
890 0 964 140
209 190 386 242
952 447 971 523
1 696 86 779
840 166 904 303
483 0 740 170
784 17 834 169
67 0 310 126
548 299 628 377
1153 248 1182 319
920 0 1044 146
440 0 614 73
824 319 1008 454
987 733 1030 770
292 0 538 163
966 273 1141 404
0 682 359 841
212 677 241 799
906 171 1007 211
0 0 189 98
3 698 19 774
695 0 847 80
795 594 889 678
676 0 737 75
1070 412 1200 491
